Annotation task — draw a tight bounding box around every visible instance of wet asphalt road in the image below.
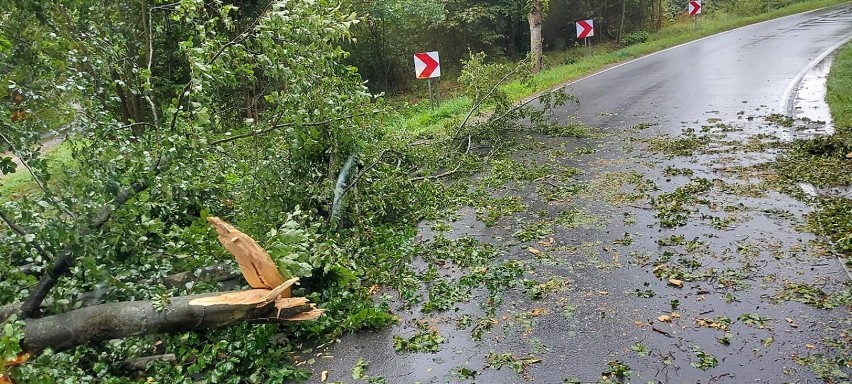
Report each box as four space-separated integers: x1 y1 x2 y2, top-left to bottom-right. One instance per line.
567 3 852 131
310 4 852 384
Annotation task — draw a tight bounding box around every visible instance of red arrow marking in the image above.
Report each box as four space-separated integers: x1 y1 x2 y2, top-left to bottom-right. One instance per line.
415 53 439 79
577 20 593 39
689 1 701 15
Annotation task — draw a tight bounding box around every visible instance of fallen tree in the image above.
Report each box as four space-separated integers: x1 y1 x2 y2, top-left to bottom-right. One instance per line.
21 284 316 354
4 217 323 356
0 264 240 324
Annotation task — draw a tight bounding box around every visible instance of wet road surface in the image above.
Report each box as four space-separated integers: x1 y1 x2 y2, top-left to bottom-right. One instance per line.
311 4 852 383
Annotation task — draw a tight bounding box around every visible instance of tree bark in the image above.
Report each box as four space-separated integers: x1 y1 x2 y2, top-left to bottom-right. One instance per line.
619 0 627 42
0 264 241 323
528 0 543 74
20 290 316 354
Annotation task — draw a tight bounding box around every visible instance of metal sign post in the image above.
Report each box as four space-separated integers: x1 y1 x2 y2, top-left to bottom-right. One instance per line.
427 79 435 110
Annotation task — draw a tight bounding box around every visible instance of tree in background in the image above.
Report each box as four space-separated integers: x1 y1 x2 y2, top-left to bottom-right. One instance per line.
528 0 547 73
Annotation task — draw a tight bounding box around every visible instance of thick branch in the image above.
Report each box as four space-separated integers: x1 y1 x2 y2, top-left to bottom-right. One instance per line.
90 178 152 229
17 255 74 318
21 290 314 354
1 265 239 323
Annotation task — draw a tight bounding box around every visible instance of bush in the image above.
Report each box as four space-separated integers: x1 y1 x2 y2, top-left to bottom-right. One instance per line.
623 31 650 46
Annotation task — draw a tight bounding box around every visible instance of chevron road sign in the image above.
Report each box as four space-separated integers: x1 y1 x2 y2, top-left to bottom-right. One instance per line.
576 19 594 39
689 1 702 15
414 51 441 79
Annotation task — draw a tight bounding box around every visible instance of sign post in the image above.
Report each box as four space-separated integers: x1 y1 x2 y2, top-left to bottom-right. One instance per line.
414 51 441 110
576 20 594 53
688 1 702 28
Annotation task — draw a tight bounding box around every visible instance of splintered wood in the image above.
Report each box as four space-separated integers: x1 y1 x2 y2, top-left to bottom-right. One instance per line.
188 278 298 307
189 217 324 322
206 217 286 289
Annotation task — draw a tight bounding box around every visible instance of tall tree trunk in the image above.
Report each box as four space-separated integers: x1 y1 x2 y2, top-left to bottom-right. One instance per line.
528 0 543 74
507 14 518 59
618 0 627 42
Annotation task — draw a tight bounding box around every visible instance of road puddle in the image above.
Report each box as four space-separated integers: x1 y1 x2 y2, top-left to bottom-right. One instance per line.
790 52 836 139
799 182 852 199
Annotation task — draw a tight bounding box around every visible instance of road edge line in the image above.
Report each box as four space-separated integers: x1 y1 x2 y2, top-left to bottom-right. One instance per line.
780 33 852 114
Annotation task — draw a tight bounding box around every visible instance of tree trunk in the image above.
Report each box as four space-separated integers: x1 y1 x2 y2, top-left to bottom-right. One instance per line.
618 0 627 43
20 289 317 354
528 0 543 74
506 14 518 60
0 264 240 323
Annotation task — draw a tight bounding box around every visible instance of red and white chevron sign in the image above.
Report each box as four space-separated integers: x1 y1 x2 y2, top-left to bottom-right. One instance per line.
576 19 594 39
414 51 441 79
689 1 702 15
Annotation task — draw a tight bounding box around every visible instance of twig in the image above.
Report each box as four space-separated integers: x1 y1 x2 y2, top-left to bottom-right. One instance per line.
0 208 51 261
490 84 573 126
120 122 158 131
210 111 377 146
121 354 177 371
211 118 335 146
456 63 525 134
409 165 462 182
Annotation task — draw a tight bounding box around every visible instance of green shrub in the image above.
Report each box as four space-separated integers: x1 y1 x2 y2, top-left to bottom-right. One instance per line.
623 31 650 46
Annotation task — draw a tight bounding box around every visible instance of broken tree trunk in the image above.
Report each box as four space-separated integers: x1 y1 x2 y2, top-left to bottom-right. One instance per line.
9 217 324 354
0 265 240 324
21 286 319 353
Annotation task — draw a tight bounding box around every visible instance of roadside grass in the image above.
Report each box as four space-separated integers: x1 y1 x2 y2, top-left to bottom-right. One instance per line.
827 41 852 131
0 142 75 199
394 0 851 136
816 41 852 261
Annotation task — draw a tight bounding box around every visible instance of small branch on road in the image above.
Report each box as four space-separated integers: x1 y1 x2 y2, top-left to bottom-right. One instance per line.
456 63 525 135
409 165 462 182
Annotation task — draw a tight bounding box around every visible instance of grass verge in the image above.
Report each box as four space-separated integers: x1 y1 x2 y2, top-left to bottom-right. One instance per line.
0 142 74 199
817 41 852 261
